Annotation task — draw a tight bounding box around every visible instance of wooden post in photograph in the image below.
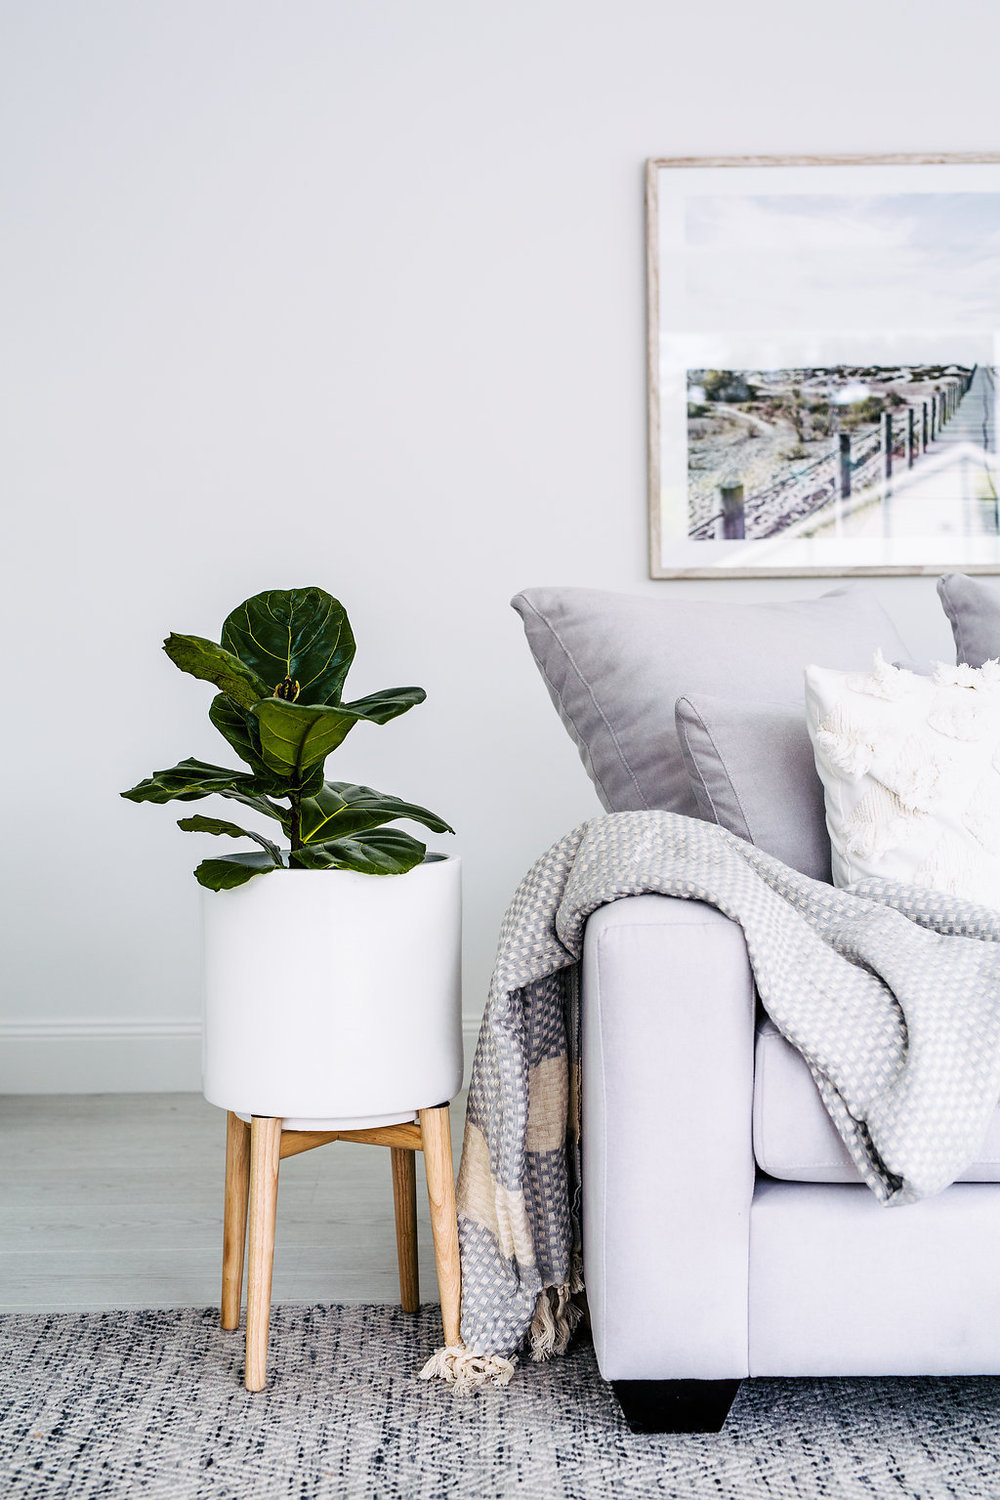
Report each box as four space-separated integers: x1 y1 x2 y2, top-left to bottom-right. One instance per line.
907 407 916 468
719 483 745 539
881 413 893 480
838 433 852 498
922 401 929 452
931 395 937 441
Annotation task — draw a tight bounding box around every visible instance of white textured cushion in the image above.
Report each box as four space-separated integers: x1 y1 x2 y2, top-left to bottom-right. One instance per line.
804 651 1000 905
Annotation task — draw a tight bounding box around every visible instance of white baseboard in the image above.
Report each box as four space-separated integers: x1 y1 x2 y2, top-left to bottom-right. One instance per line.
0 1016 485 1094
0 1018 204 1093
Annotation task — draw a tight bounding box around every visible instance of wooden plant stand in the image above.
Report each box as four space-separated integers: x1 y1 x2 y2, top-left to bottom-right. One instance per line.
220 1104 462 1390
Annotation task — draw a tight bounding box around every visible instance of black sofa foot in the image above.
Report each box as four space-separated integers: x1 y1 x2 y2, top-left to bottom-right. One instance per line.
612 1378 742 1434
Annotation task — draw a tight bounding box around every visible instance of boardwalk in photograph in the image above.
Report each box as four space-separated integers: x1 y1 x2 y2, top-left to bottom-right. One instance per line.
801 367 998 547
688 365 997 544
935 364 995 455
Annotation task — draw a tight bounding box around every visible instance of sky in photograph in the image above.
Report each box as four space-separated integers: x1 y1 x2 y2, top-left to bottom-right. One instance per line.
677 193 1000 354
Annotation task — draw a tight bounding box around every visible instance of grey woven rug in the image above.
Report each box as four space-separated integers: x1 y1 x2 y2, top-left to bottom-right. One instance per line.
1 1306 998 1500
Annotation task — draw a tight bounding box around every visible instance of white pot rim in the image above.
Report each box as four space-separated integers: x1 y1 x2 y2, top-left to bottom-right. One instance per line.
264 850 459 878
276 850 458 867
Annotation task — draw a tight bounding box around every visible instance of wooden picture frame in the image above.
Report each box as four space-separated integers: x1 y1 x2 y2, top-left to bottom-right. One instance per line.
647 153 1000 578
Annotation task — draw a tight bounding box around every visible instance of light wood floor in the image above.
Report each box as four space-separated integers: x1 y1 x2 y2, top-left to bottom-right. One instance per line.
0 1092 466 1313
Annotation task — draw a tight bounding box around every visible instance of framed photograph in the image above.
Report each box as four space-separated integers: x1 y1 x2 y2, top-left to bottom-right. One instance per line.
647 153 1000 578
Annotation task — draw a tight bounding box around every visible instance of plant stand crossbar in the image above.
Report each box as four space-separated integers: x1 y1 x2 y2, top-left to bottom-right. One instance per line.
220 1105 461 1390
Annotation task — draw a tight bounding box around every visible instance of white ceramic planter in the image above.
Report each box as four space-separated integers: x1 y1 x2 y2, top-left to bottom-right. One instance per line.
201 855 462 1130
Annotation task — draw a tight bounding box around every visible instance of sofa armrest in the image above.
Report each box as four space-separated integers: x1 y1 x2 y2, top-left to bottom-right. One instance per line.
581 894 756 1381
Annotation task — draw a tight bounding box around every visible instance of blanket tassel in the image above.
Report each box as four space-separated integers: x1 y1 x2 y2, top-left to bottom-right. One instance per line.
529 1257 585 1363
421 1257 584 1389
419 1344 517 1392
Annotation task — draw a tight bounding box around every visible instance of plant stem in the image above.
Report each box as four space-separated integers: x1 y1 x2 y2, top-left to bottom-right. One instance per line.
288 790 303 869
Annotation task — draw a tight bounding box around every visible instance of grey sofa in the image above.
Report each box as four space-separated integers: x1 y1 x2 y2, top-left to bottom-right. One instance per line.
513 580 1000 1432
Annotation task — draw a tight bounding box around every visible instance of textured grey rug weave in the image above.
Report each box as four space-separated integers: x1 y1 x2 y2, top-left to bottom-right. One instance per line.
1 1306 999 1499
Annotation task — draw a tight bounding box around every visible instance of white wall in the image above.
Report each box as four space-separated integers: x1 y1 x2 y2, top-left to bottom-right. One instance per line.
2 0 994 1088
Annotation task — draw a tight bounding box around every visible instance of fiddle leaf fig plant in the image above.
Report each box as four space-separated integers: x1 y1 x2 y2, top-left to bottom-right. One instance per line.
122 587 453 890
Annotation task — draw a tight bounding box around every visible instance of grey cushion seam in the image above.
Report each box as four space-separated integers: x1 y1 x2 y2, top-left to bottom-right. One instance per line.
675 709 717 819
677 699 754 843
517 598 647 810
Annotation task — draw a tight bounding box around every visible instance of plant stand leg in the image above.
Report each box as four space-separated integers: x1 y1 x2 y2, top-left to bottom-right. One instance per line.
245 1115 282 1391
391 1146 420 1313
418 1105 461 1346
221 1112 251 1330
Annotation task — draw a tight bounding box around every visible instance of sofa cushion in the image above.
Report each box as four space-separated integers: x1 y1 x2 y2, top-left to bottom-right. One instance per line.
937 572 1000 667
675 694 832 883
753 1019 1000 1184
805 651 1000 905
511 586 911 818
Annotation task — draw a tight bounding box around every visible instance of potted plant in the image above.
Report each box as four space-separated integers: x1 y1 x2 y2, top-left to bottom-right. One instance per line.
122 585 462 1128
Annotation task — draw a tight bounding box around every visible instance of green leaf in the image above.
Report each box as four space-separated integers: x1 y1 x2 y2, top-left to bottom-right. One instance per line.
209 695 290 789
163 634 270 710
220 588 356 706
298 782 349 837
293 827 428 876
121 759 258 805
221 789 291 827
341 686 426 725
195 852 284 891
292 762 325 799
176 814 283 861
253 699 363 777
299 781 454 844
121 758 288 826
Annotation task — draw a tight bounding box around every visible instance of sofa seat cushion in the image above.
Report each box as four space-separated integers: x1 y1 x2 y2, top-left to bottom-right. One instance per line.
753 1019 1000 1184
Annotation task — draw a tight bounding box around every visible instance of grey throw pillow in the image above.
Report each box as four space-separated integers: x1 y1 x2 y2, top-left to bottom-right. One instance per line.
511 586 910 818
675 694 832 884
937 574 1000 667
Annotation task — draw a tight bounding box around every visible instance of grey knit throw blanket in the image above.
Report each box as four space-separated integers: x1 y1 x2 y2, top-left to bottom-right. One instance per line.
420 812 1000 1390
